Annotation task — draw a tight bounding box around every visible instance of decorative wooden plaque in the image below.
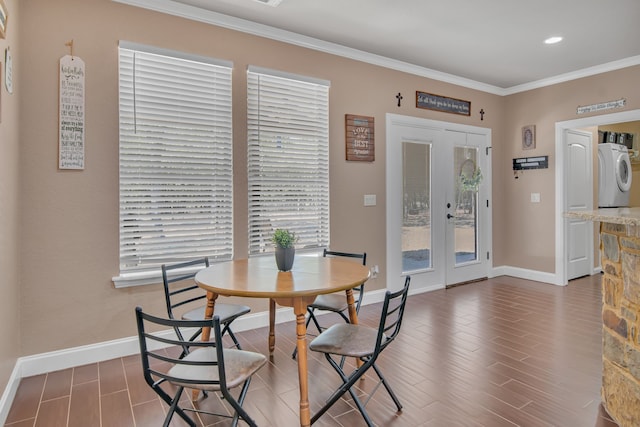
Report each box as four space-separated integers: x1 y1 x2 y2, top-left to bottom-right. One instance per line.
345 114 374 162
416 91 470 116
59 55 85 170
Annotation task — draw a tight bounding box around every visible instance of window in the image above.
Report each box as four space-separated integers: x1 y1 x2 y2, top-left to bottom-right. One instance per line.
247 67 330 255
115 42 233 287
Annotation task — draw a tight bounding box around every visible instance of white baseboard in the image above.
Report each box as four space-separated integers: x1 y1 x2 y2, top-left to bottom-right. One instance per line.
0 360 21 426
491 265 562 285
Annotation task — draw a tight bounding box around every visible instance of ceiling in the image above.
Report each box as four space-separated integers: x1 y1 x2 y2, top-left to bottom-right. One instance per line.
123 0 640 94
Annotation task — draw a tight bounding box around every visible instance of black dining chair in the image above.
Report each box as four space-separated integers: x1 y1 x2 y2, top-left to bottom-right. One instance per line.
292 249 366 360
135 307 266 427
162 257 250 352
309 276 411 426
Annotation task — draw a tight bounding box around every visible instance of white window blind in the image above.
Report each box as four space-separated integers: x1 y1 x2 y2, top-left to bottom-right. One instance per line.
247 67 330 255
117 42 233 281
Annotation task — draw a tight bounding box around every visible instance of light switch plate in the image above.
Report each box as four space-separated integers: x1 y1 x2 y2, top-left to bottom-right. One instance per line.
364 194 377 206
531 193 541 203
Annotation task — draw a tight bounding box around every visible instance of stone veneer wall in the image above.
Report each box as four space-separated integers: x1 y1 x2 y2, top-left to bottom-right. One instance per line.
600 221 640 427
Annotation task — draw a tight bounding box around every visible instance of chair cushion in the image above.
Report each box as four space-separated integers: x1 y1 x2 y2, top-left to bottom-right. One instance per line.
168 348 267 391
309 293 350 312
309 323 382 358
182 304 251 324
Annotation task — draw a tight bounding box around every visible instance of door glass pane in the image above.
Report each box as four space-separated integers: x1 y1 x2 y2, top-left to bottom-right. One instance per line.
454 146 479 264
402 142 431 272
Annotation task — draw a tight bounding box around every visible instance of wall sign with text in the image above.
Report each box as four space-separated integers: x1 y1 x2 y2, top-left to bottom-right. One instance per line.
59 55 85 170
345 114 374 162
416 91 470 116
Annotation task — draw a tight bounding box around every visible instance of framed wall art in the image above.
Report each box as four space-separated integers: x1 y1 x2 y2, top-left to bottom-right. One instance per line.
345 114 374 161
522 125 536 150
0 0 7 39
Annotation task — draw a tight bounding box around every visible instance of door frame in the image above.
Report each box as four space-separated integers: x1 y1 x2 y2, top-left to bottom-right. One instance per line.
386 113 492 293
555 108 640 285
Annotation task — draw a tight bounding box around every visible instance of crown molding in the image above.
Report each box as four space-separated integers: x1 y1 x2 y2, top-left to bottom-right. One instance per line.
113 0 507 95
113 0 640 97
502 55 640 95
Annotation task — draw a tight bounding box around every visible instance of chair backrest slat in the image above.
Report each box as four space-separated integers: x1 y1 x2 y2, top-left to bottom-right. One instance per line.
376 276 411 352
171 295 204 309
323 249 367 311
135 307 224 388
161 257 210 317
166 273 200 285
323 249 366 265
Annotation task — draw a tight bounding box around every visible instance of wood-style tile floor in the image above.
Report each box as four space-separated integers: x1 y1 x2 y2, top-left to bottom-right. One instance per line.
5 275 619 426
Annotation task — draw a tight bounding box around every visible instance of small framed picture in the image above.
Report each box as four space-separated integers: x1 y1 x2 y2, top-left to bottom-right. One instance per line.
522 125 536 150
0 0 7 39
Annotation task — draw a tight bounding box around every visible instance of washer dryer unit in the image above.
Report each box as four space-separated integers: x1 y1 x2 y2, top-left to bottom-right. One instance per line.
598 143 632 207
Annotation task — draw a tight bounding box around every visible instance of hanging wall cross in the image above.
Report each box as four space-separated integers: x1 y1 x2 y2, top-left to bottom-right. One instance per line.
396 92 403 107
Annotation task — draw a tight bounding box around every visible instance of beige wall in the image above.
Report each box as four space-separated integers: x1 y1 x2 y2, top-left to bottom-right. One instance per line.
0 0 638 392
0 0 21 397
15 0 504 358
501 70 640 272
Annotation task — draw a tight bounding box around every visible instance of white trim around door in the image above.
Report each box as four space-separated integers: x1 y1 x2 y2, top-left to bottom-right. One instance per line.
386 113 492 293
555 108 640 285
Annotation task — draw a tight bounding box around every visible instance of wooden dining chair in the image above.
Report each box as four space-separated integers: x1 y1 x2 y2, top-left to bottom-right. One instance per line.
162 257 250 352
309 275 411 426
135 307 267 427
292 249 366 360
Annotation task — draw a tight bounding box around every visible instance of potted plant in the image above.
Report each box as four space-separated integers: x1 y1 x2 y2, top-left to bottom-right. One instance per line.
272 228 297 271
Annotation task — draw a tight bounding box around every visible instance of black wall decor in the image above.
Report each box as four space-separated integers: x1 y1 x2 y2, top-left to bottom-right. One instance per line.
513 156 549 170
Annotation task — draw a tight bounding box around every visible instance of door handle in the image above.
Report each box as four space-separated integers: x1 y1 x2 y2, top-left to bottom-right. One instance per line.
447 213 455 219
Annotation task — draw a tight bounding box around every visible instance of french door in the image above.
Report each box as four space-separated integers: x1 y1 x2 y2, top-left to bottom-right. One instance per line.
386 114 491 292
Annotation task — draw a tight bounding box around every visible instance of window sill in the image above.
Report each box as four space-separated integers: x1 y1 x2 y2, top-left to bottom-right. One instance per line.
114 250 324 288
112 271 163 288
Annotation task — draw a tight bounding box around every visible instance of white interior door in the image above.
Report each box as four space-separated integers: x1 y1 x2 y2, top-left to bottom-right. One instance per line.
565 129 593 280
386 114 491 292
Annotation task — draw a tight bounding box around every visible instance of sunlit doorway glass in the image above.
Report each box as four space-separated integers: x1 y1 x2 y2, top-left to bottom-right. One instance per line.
454 146 480 265
402 142 431 272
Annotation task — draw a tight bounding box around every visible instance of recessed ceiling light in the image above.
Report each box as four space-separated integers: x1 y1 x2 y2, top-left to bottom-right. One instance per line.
252 0 283 6
544 36 563 44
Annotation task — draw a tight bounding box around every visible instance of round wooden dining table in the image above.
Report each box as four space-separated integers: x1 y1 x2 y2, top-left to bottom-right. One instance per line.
195 255 370 427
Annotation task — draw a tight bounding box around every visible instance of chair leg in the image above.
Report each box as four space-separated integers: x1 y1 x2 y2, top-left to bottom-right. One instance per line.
345 387 375 427
311 355 374 425
324 357 375 426
308 308 324 334
336 310 350 323
155 385 196 427
372 363 402 411
221 323 243 349
221 378 258 427
312 355 401 426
